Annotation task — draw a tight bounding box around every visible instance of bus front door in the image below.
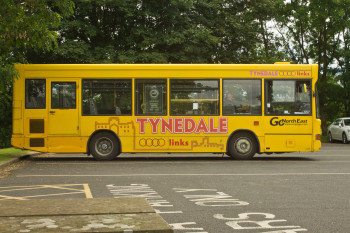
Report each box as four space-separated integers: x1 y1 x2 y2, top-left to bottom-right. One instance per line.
48 79 79 136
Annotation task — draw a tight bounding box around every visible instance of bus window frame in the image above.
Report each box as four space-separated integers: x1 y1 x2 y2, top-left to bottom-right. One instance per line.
315 84 320 119
222 78 262 116
134 78 167 116
170 78 220 116
264 78 313 116
81 78 133 116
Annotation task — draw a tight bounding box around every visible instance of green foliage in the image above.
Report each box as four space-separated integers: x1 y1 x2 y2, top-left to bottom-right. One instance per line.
334 26 350 118
1 0 74 67
0 84 12 148
28 0 281 64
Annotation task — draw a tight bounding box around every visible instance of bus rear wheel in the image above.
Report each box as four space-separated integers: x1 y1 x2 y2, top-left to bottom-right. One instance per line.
90 132 119 161
228 132 257 160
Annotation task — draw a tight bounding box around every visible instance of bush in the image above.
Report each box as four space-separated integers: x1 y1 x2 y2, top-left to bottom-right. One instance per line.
0 89 12 149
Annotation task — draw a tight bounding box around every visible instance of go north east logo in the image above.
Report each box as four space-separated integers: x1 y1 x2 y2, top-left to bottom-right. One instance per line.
270 117 308 126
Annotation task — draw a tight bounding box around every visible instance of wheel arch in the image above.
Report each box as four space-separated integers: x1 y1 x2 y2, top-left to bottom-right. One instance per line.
87 130 122 155
226 129 261 154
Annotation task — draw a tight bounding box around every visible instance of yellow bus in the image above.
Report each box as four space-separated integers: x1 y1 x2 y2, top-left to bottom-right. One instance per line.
11 63 321 160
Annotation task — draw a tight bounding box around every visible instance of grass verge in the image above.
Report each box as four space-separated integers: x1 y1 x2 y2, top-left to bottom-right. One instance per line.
0 148 31 163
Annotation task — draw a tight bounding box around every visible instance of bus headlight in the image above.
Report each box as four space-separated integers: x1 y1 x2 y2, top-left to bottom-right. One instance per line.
316 134 321 140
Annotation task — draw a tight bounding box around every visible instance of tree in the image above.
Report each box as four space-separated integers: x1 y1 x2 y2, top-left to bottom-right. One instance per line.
0 0 74 148
275 0 350 133
28 0 281 64
249 0 286 63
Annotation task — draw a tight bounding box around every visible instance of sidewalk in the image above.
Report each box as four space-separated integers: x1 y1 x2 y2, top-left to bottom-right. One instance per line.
0 198 173 232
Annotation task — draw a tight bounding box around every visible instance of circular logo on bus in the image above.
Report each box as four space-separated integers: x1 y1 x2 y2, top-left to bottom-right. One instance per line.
139 138 165 147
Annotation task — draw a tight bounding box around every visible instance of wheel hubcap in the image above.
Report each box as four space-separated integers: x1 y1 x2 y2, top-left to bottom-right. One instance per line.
96 138 113 156
235 138 251 154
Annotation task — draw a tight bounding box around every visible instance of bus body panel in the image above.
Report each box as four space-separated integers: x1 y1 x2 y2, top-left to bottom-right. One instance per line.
263 115 314 152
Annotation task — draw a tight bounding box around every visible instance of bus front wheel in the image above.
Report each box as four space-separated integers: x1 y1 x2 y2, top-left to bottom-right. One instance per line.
90 132 119 161
228 132 257 160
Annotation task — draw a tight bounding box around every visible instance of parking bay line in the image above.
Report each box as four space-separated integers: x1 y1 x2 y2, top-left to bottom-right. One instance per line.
0 184 93 200
35 161 229 165
41 160 350 163
33 161 350 166
17 172 350 177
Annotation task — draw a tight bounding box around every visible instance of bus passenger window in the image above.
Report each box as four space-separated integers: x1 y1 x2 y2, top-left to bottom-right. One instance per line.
265 80 311 115
82 79 132 115
135 79 167 116
223 79 261 115
25 79 46 109
170 79 219 116
51 82 76 109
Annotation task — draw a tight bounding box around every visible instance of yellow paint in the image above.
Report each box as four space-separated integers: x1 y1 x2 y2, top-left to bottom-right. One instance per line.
0 184 92 200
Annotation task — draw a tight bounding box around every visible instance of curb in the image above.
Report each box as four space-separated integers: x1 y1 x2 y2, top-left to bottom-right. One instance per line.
0 152 41 170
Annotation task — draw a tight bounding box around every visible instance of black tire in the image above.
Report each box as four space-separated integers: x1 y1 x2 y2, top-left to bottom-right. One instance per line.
228 132 257 160
342 133 349 144
89 132 120 161
328 132 333 143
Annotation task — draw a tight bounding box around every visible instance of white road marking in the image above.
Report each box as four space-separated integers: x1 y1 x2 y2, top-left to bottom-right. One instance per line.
17 172 350 177
35 162 230 165
34 160 350 165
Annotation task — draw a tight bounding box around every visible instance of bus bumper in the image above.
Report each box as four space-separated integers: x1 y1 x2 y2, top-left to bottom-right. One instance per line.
11 135 24 149
313 139 321 152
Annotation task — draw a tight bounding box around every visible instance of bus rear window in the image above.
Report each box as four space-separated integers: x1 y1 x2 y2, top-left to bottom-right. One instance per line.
25 79 46 109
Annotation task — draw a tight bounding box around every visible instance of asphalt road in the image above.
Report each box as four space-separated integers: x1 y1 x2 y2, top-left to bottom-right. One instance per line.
1 142 349 233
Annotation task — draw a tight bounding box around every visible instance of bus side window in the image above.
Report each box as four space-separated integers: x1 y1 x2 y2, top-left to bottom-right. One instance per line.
82 79 132 116
51 82 76 109
25 79 46 109
135 79 167 116
170 79 219 116
222 79 261 115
